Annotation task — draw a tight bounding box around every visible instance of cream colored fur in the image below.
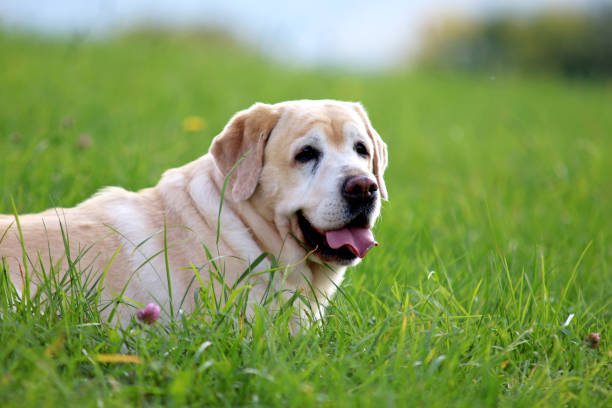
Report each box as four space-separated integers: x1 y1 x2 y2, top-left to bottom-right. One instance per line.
0 99 388 328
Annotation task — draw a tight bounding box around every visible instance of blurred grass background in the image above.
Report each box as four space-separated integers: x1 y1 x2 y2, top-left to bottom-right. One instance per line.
1 28 611 406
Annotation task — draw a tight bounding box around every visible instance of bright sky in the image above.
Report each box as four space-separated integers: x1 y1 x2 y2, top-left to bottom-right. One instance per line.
0 0 605 69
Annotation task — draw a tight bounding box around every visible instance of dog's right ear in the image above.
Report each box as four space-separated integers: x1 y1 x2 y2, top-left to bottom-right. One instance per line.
210 103 281 201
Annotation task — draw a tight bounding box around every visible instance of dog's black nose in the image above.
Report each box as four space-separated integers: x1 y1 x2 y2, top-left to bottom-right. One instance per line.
342 175 378 204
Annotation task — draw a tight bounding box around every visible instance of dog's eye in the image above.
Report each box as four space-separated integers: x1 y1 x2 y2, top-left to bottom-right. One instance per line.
354 142 369 157
295 145 320 163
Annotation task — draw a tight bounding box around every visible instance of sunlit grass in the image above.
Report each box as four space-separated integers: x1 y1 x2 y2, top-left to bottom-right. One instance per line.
0 30 610 407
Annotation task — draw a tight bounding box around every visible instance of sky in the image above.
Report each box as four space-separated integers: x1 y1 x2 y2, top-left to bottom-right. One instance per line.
0 0 606 69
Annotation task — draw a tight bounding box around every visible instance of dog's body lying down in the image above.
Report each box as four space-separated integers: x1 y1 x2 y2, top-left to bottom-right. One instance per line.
0 100 387 326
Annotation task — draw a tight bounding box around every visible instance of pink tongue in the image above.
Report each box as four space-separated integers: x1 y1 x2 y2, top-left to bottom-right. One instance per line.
325 227 378 258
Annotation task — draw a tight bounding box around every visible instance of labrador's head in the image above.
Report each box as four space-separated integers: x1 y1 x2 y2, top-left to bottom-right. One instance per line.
211 100 388 266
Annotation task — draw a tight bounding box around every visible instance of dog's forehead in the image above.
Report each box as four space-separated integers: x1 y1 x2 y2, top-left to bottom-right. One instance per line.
273 101 367 148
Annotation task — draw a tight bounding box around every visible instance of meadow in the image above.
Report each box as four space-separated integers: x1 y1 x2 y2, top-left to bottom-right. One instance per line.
0 30 610 407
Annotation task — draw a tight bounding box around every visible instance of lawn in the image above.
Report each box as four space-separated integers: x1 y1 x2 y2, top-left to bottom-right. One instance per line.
0 30 610 407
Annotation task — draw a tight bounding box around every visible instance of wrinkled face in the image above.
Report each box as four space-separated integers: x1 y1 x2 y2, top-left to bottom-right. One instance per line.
258 102 384 266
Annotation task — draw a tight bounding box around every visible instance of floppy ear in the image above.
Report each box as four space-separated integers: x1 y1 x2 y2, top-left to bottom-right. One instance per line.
210 103 281 201
352 103 388 200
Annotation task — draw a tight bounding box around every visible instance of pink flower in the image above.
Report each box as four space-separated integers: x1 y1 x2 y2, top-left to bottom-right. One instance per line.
137 303 161 324
584 332 601 349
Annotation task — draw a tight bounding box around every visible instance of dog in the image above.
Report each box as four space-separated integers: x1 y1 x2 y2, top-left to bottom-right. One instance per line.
0 99 388 327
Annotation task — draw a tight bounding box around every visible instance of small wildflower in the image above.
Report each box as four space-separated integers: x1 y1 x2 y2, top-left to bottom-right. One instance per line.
584 332 600 349
137 302 161 324
61 116 74 129
9 133 21 142
77 133 93 150
96 354 142 364
182 116 206 132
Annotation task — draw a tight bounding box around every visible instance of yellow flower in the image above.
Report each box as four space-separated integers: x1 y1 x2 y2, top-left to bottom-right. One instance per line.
182 116 206 132
96 354 142 364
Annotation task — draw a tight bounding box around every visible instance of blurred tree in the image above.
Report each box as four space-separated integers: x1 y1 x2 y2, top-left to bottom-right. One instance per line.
418 6 612 77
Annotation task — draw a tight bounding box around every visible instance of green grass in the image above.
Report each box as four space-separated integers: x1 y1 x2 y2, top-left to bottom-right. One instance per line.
1 30 611 407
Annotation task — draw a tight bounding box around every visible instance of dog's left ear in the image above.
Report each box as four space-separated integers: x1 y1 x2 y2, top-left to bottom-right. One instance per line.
210 103 281 201
352 103 388 200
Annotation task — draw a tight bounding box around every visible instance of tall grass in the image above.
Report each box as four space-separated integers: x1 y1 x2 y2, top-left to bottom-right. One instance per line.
0 30 610 407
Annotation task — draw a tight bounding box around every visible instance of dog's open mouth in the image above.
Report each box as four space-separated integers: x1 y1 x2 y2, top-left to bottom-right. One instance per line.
296 211 378 263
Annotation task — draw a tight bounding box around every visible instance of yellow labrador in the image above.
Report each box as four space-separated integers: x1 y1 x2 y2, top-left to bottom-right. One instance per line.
0 100 388 326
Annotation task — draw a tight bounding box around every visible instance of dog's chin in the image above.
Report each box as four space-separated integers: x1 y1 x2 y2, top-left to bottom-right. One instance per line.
294 211 369 266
